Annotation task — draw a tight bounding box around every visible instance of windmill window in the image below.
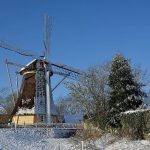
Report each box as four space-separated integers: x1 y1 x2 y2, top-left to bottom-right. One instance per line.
41 115 44 122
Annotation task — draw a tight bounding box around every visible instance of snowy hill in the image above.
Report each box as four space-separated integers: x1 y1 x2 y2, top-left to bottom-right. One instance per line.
0 129 150 150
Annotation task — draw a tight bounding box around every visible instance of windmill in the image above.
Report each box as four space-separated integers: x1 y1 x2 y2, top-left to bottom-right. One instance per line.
0 14 83 124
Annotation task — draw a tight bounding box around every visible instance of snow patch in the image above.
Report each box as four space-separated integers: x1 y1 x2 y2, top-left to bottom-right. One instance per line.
122 109 150 114
0 129 150 150
17 107 35 115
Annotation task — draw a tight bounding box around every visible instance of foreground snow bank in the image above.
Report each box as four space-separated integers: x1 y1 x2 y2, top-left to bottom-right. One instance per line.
0 128 78 150
106 138 150 150
0 129 150 150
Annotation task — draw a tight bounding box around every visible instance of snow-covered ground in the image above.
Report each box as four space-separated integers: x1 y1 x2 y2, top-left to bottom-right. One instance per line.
0 128 150 150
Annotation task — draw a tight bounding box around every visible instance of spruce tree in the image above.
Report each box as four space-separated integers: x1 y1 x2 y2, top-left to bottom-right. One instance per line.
108 54 147 127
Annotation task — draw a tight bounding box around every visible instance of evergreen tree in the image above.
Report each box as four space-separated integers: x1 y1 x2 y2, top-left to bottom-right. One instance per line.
108 54 147 127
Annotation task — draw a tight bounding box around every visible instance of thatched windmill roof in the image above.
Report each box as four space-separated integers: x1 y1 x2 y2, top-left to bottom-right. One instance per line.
12 59 58 116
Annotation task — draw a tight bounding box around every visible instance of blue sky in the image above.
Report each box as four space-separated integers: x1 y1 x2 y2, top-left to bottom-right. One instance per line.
0 0 150 100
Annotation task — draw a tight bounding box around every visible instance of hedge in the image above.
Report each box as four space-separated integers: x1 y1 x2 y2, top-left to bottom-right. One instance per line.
121 109 150 140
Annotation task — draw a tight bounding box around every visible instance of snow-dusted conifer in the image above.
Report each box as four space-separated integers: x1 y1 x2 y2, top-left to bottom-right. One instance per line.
108 54 147 127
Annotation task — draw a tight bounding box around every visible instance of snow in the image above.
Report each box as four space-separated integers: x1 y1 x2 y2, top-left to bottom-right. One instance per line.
17 96 58 115
20 59 37 72
0 128 79 150
0 129 150 150
106 139 150 150
123 109 150 114
17 107 35 115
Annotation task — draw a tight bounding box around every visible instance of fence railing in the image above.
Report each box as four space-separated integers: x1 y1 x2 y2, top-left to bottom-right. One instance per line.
1 122 83 129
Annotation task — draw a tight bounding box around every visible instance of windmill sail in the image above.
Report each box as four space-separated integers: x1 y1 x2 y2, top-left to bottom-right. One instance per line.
43 14 52 59
0 40 40 59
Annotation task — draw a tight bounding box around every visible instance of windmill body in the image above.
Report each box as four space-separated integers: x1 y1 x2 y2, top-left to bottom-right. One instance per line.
18 59 58 124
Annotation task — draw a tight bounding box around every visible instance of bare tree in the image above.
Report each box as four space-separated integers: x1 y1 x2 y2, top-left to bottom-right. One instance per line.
56 96 83 115
0 87 10 98
133 65 150 107
65 62 110 128
0 87 17 115
133 64 150 87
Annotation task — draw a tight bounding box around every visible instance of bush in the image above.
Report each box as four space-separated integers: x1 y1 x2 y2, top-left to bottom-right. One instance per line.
120 109 150 140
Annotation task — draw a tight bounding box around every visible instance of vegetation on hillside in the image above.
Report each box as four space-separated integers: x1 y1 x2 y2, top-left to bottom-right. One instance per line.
63 54 150 139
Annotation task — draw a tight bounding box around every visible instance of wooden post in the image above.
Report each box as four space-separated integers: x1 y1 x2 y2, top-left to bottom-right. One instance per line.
24 121 26 128
81 141 84 150
17 115 19 125
59 143 62 150
15 72 19 98
46 123 49 137
14 123 17 131
5 59 15 106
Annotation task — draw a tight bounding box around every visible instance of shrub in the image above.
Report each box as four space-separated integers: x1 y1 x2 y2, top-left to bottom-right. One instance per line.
121 109 150 139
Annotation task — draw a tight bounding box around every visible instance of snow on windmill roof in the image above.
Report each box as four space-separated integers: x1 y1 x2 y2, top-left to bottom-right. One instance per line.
20 59 37 73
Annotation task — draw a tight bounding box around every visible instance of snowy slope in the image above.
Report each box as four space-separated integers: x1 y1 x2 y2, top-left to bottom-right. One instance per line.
0 129 150 150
